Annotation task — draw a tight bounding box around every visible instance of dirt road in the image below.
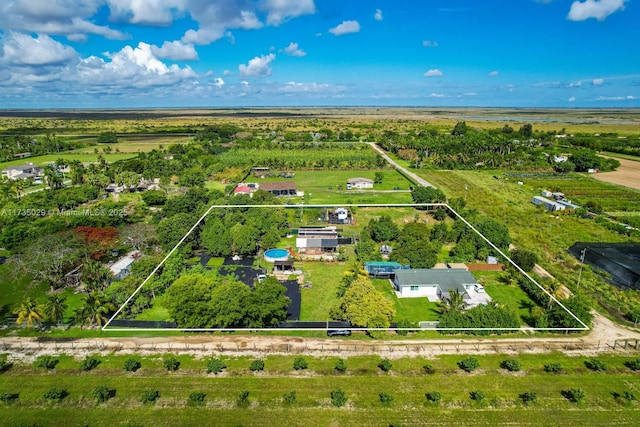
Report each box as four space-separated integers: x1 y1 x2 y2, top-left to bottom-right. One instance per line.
367 142 435 188
593 156 640 190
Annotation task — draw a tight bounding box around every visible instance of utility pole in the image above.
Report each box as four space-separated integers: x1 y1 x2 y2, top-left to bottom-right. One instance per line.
577 247 587 290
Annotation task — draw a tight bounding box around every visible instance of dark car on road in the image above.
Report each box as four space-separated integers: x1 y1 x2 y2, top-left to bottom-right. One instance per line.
327 329 352 337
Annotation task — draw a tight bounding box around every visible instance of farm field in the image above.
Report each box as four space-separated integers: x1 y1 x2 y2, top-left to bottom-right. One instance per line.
1 352 640 426
593 157 640 191
0 153 137 169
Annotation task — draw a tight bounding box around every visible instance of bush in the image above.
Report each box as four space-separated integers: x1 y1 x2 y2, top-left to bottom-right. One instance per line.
544 363 563 373
43 387 68 403
0 392 19 403
519 392 537 404
457 357 479 373
425 391 441 403
334 358 347 373
237 391 250 408
123 358 141 372
623 391 637 401
80 356 101 372
377 359 392 372
189 392 206 405
283 391 297 404
562 388 585 403
612 390 637 404
624 358 640 371
35 355 58 370
500 359 521 372
469 390 485 401
331 389 348 407
0 357 11 372
395 318 413 336
584 358 607 372
163 356 180 372
140 390 160 404
379 392 394 406
206 358 226 375
249 359 265 372
92 386 114 403
422 363 435 374
293 357 308 371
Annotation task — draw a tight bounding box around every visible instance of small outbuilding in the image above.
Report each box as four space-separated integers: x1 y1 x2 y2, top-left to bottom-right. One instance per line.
347 177 374 189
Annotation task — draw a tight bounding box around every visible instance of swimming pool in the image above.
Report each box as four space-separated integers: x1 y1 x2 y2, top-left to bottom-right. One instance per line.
264 248 289 263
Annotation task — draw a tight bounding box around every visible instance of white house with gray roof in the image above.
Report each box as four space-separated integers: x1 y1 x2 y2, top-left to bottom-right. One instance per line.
2 164 42 180
392 268 490 306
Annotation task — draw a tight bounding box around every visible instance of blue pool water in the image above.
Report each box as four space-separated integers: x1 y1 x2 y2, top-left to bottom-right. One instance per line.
264 248 289 262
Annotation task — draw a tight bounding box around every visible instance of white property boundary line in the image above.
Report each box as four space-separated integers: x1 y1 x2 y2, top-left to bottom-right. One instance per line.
103 203 589 332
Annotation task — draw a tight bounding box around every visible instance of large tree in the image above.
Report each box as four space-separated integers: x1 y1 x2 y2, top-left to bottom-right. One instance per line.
75 292 116 328
245 278 290 327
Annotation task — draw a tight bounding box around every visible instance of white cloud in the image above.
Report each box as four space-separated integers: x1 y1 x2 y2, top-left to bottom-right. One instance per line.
595 95 637 100
568 81 582 87
374 9 383 21
239 53 276 77
567 0 628 21
282 42 306 57
182 8 263 45
241 80 249 86
223 69 232 76
213 77 225 88
329 20 361 36
422 40 438 47
0 0 126 41
107 0 181 26
488 70 499 77
592 78 604 85
568 96 576 102
429 93 446 98
0 32 78 66
151 41 199 61
463 92 477 96
424 69 443 77
260 0 316 26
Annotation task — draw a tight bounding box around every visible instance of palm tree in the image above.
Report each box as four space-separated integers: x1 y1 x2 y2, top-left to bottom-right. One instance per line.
43 294 68 324
75 293 116 328
440 289 468 313
11 179 26 198
13 297 45 327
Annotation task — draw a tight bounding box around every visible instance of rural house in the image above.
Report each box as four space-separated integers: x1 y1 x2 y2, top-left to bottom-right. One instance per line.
532 196 566 212
327 207 351 224
347 177 374 189
296 226 339 255
107 250 142 280
392 268 490 306
259 181 298 197
2 164 43 180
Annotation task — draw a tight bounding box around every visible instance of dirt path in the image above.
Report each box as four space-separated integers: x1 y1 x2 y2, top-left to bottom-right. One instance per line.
593 156 640 190
367 142 436 188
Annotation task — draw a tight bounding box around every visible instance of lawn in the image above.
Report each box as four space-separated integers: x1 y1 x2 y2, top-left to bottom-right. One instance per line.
476 270 538 326
0 264 43 316
2 353 640 426
299 261 345 321
373 278 440 323
0 153 137 169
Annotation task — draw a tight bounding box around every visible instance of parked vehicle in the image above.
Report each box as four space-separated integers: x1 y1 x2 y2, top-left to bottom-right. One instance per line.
327 329 352 337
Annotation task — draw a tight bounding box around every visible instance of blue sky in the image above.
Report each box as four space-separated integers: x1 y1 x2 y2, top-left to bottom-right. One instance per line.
0 0 638 108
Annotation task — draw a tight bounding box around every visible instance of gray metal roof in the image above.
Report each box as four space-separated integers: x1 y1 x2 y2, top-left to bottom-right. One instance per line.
394 268 478 292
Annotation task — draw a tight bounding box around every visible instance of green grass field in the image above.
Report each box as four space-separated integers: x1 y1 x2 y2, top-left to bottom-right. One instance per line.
1 352 640 426
0 153 137 169
299 261 344 321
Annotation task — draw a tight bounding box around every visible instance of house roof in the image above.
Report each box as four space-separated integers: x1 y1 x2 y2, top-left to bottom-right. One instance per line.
234 185 251 193
259 181 297 191
274 260 294 267
109 250 142 275
348 177 373 184
394 268 478 292
7 164 39 172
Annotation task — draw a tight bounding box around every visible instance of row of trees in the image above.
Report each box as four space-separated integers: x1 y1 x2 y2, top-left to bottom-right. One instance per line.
12 292 115 328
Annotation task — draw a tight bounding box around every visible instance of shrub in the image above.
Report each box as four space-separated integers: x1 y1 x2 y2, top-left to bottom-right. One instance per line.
0 392 18 403
425 392 441 403
334 358 347 373
140 390 160 404
500 359 521 372
80 356 101 372
249 360 265 372
544 363 563 373
92 386 114 403
293 357 308 371
331 389 348 407
562 388 585 403
585 358 607 372
519 392 537 404
624 358 640 371
395 318 413 336
283 391 297 404
43 387 68 403
206 358 226 375
35 356 58 370
422 363 435 374
189 392 206 405
469 390 485 401
624 391 637 401
457 357 479 373
163 356 180 372
237 391 250 408
377 359 392 372
0 357 11 372
123 358 141 372
379 392 394 406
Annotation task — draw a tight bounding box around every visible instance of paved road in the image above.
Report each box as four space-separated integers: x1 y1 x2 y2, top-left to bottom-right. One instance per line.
367 142 435 188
